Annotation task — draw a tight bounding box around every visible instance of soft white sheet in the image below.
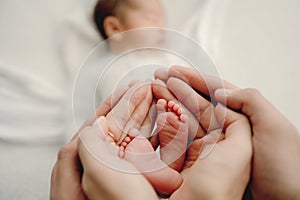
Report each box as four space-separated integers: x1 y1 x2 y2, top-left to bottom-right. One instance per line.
0 0 99 199
0 0 100 143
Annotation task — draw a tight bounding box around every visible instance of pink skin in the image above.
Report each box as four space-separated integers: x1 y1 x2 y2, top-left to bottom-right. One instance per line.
156 99 189 172
116 98 188 196
118 130 182 197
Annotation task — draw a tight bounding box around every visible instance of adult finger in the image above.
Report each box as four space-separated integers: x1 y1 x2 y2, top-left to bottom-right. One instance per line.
107 81 153 143
167 77 220 132
139 101 156 138
184 102 252 170
79 85 130 131
50 136 85 200
154 68 169 83
184 130 225 169
169 66 238 98
78 138 158 200
214 88 293 130
152 79 206 140
214 103 252 152
123 82 153 137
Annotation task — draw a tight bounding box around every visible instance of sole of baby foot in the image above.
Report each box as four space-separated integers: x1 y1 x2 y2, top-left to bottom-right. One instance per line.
123 134 183 197
156 99 189 171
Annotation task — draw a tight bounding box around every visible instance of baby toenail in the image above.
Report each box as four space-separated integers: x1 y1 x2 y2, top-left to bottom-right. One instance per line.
121 142 128 147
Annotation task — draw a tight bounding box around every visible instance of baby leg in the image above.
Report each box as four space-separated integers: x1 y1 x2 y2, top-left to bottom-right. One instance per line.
119 130 182 197
156 99 189 171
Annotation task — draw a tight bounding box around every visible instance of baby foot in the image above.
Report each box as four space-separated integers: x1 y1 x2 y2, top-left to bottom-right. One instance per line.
119 129 182 197
118 129 140 158
156 99 189 171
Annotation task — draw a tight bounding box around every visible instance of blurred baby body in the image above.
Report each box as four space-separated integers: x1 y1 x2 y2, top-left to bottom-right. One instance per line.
95 48 191 104
92 0 192 103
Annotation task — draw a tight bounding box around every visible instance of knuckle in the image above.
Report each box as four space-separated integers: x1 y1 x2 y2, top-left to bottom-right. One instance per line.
102 99 111 111
57 144 73 160
242 88 262 98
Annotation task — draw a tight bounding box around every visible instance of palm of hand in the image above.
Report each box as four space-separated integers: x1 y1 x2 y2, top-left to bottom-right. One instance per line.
170 105 252 200
79 78 253 200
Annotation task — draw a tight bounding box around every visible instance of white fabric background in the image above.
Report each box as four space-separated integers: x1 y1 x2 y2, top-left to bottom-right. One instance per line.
0 0 99 198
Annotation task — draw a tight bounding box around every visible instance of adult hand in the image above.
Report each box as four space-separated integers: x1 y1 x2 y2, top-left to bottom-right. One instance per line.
166 66 300 200
78 80 167 199
51 81 157 200
215 88 300 200
50 85 127 200
154 66 238 98
156 76 252 200
171 103 252 200
78 116 158 200
50 134 86 200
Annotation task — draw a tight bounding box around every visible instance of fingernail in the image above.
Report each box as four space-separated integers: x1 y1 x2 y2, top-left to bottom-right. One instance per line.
215 89 233 96
154 79 166 86
129 128 140 137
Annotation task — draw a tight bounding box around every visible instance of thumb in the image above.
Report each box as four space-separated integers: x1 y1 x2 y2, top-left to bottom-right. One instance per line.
214 88 279 123
214 103 252 144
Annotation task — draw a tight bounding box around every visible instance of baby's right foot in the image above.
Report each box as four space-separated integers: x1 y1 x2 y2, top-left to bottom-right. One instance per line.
119 130 182 197
156 99 189 171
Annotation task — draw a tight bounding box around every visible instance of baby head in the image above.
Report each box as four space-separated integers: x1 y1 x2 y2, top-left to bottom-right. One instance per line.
94 0 165 39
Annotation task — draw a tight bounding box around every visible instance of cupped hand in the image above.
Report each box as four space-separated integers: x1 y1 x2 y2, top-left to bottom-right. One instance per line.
50 134 86 200
155 74 252 200
215 88 300 200
171 103 252 200
51 81 158 200
164 66 300 200
78 116 158 200
50 83 129 200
